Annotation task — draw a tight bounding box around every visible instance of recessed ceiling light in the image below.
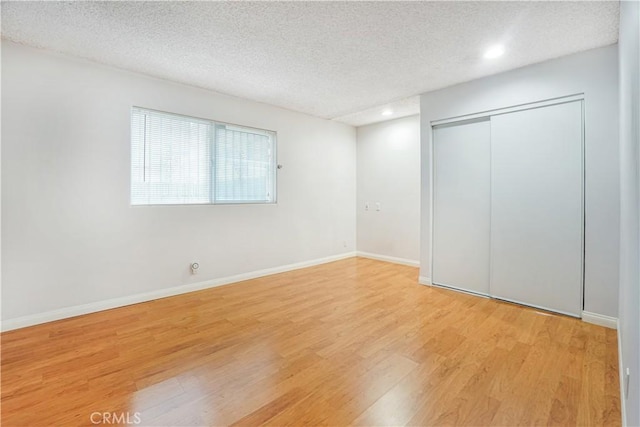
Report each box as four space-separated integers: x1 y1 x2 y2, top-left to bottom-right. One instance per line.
484 45 505 59
382 109 393 116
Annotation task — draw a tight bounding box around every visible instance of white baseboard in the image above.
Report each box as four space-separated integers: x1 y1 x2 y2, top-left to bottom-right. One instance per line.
1 251 357 332
617 320 627 426
581 311 618 329
356 251 420 268
418 276 432 285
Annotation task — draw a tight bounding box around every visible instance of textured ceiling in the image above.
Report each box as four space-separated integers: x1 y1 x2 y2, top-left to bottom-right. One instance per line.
1 1 619 127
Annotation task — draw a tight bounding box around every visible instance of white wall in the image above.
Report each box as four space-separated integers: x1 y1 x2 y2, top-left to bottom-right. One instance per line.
618 1 640 425
356 115 420 264
1 41 356 325
420 45 620 318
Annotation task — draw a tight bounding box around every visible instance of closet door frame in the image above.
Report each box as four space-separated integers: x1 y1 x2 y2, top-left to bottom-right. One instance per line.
429 93 585 316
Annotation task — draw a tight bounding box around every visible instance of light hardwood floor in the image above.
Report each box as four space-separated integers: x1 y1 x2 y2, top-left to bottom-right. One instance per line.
1 257 620 426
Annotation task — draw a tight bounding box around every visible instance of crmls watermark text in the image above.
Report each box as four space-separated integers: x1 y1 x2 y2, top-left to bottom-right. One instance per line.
90 412 141 425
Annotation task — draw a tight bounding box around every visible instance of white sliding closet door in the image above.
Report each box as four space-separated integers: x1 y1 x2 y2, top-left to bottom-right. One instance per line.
489 101 583 316
433 119 491 295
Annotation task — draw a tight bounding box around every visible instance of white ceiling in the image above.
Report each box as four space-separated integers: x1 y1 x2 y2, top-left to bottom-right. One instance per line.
1 1 619 127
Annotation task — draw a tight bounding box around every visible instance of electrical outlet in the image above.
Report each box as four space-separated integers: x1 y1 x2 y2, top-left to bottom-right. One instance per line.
343 240 347 248
190 262 200 275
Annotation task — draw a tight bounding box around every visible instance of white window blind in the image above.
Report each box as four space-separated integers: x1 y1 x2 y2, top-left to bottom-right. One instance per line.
131 108 276 205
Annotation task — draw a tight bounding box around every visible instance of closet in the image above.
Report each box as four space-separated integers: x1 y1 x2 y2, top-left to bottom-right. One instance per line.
432 98 584 317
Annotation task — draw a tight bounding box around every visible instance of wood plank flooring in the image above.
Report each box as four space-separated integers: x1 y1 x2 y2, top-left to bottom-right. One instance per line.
1 257 620 426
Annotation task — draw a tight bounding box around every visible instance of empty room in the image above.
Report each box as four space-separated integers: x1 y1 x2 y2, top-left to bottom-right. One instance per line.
1 1 639 426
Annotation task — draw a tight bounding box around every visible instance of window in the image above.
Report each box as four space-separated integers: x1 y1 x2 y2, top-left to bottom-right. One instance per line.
131 107 276 205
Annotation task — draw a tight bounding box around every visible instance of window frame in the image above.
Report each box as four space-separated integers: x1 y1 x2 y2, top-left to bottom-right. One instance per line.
130 106 278 206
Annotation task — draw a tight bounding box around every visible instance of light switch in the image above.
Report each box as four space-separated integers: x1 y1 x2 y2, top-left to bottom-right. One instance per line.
375 202 381 211
365 202 370 211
